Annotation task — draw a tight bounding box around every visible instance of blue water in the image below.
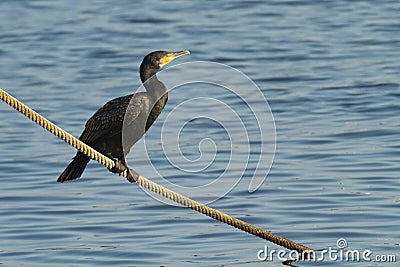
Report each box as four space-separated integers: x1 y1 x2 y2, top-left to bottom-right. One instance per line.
1 0 399 266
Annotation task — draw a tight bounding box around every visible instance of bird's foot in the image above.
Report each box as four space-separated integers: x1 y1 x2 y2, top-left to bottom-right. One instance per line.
126 168 139 183
109 159 138 183
109 159 127 173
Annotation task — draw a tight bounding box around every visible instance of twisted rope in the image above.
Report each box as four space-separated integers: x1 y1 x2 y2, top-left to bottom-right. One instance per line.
0 87 313 257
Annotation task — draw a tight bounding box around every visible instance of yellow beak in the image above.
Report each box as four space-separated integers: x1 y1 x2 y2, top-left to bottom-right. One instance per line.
159 50 190 67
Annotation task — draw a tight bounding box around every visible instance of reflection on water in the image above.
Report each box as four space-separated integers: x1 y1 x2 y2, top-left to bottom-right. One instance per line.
0 0 399 266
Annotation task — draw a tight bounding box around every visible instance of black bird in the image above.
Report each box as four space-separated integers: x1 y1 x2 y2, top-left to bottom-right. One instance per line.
57 50 190 182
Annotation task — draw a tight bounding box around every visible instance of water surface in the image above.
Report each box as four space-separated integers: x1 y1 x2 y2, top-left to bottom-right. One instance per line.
0 0 399 266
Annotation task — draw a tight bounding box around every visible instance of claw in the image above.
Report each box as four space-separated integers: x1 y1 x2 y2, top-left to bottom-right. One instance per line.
109 159 138 183
109 159 127 173
126 168 139 183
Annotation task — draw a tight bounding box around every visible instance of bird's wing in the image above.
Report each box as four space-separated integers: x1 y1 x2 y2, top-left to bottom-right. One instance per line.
79 93 146 144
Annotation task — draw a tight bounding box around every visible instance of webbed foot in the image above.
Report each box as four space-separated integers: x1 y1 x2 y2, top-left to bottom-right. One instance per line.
109 159 127 173
126 168 139 183
109 159 138 183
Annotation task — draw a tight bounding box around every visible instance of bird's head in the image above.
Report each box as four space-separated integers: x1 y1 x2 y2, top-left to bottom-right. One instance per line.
141 50 190 70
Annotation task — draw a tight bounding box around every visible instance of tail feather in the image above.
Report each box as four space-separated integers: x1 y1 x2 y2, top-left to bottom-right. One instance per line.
57 152 90 182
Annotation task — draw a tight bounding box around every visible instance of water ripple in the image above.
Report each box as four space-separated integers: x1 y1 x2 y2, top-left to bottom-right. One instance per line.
0 0 399 266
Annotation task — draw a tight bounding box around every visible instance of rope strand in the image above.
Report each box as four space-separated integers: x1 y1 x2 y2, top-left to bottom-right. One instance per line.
0 88 313 257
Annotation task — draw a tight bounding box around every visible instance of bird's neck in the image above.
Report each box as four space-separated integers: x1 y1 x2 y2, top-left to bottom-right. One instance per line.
140 69 167 101
140 67 168 132
140 66 157 84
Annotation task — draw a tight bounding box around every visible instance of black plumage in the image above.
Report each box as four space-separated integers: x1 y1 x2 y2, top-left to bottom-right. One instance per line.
57 50 190 182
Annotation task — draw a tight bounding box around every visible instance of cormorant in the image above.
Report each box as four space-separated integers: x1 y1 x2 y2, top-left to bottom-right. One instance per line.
57 50 190 183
